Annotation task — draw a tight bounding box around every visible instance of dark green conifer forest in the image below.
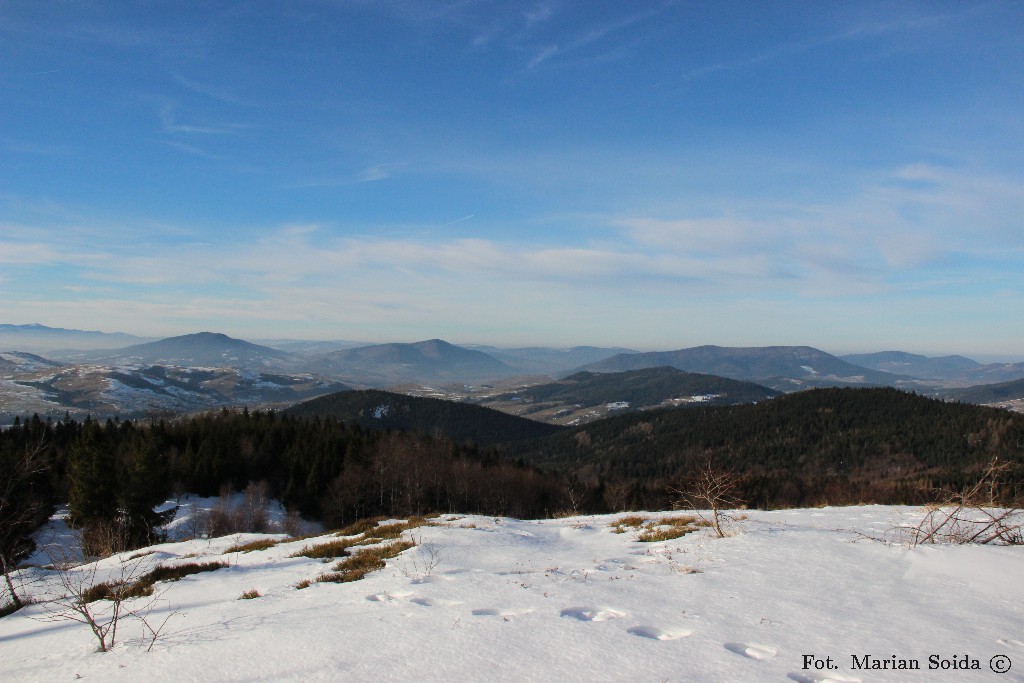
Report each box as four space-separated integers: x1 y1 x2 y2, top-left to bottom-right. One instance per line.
2 387 1023 560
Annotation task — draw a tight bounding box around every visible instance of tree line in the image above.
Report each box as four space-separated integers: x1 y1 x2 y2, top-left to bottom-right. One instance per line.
505 387 1024 509
0 410 565 569
4 387 1023 580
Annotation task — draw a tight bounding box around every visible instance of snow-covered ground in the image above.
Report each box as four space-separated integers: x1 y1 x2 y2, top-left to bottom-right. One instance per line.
2 507 1023 682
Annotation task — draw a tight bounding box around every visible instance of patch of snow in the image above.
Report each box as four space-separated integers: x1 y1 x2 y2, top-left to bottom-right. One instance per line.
3 507 1022 682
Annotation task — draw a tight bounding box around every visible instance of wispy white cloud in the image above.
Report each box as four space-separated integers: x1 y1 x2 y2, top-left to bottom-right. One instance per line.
357 162 406 182
528 45 559 69
676 8 977 82
524 6 663 70
171 73 255 107
156 100 251 136
0 136 70 156
0 241 59 265
157 139 227 160
524 3 554 27
3 162 1022 349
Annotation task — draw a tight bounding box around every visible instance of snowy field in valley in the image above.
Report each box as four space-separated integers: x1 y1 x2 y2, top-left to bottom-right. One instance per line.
2 506 1023 683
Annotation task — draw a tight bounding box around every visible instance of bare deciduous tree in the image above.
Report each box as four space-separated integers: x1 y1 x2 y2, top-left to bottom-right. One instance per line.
1 440 49 611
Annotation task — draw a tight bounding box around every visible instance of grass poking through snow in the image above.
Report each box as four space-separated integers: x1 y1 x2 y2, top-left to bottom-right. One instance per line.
316 540 416 584
225 539 280 554
610 514 706 542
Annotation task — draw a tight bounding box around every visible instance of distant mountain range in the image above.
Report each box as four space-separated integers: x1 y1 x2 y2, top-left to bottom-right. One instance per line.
0 356 348 422
576 345 920 392
462 345 637 375
0 323 152 352
840 350 1024 386
3 325 1024 420
839 351 980 379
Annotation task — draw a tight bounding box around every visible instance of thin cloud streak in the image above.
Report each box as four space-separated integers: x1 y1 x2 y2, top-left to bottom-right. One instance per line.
676 9 972 82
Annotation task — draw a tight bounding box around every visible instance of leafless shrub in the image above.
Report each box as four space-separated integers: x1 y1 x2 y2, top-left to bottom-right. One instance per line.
37 544 216 653
671 460 745 539
897 458 1023 547
38 548 154 652
204 482 272 538
134 601 180 653
242 481 269 534
399 536 445 579
282 510 304 537
79 518 133 559
179 503 206 540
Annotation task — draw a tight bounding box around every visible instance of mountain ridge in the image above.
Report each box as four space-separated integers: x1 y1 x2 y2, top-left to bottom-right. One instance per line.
286 388 563 447
473 366 781 424
313 339 515 385
575 344 917 391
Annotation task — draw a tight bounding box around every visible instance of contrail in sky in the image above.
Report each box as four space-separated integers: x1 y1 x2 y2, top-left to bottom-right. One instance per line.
438 215 475 229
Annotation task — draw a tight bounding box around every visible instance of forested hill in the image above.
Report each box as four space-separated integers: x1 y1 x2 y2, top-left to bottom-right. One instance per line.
488 367 779 408
286 389 564 447
944 378 1024 405
510 387 1024 508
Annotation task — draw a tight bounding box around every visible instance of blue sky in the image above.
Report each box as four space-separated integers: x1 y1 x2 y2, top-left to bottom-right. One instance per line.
2 1 1023 357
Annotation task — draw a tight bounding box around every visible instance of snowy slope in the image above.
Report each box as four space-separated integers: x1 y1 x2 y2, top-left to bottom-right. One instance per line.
2 507 1023 683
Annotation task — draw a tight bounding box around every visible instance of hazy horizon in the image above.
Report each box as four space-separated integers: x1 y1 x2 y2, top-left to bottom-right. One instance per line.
2 321 1022 364
3 3 1022 357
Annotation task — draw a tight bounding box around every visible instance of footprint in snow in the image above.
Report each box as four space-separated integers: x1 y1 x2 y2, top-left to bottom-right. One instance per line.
471 607 534 618
625 552 660 562
627 625 692 641
998 637 1024 649
595 558 641 571
725 642 778 660
560 607 627 622
409 574 451 585
787 672 861 683
366 591 414 602
410 597 462 607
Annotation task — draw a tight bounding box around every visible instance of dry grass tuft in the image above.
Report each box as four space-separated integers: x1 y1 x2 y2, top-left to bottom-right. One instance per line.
224 539 280 554
81 561 230 603
239 588 262 600
290 538 358 560
316 540 416 584
634 515 702 542
610 515 648 533
334 517 387 537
